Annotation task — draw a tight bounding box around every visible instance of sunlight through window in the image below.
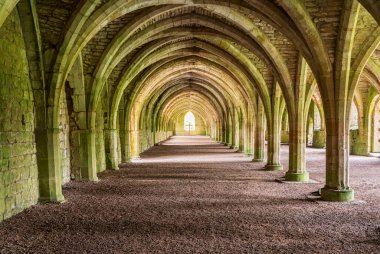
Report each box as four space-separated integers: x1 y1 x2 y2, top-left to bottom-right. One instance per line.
184 111 195 132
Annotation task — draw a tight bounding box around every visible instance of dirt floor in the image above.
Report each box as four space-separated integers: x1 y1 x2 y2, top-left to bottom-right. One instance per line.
0 136 379 253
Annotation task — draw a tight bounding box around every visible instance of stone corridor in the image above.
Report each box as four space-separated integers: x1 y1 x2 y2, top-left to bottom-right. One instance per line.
0 136 379 253
1 1 380 252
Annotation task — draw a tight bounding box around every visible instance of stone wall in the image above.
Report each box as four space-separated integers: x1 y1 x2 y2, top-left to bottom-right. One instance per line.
0 10 39 221
117 118 122 165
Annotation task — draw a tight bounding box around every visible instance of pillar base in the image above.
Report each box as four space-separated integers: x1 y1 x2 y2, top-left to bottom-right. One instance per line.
265 164 283 171
285 171 309 182
39 194 65 204
83 176 99 182
321 187 354 202
252 158 264 162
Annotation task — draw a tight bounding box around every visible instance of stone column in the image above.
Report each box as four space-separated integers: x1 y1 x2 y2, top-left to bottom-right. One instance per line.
220 120 224 143
266 123 282 170
224 113 229 145
265 83 283 171
129 129 140 160
231 109 237 149
286 114 309 181
320 0 357 201
321 112 354 201
37 128 65 203
139 129 145 152
223 118 228 144
285 57 309 181
69 128 98 181
105 129 119 170
245 119 254 156
227 113 233 147
238 112 244 152
119 108 128 162
217 120 223 142
119 129 128 162
253 99 265 162
82 129 98 181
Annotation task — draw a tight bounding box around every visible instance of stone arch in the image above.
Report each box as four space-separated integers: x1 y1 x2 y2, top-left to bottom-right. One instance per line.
107 46 262 162
38 1 330 190
134 86 224 157
0 0 20 28
91 31 272 131
43 0 320 135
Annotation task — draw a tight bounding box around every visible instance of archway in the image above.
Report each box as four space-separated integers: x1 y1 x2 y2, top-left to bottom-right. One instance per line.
184 111 196 135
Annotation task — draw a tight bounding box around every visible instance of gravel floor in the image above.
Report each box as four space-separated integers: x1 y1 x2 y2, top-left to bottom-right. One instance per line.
0 136 379 253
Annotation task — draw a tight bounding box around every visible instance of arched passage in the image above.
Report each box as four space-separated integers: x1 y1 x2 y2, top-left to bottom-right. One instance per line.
1 0 380 227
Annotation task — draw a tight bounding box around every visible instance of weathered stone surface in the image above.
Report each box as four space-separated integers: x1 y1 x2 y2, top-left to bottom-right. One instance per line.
313 130 326 148
0 10 38 221
59 88 71 184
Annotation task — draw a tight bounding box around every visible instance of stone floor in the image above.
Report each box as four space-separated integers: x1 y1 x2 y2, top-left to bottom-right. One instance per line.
0 136 379 253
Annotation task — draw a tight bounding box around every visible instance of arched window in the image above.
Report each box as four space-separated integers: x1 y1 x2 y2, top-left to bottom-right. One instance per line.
184 111 195 132
350 103 359 130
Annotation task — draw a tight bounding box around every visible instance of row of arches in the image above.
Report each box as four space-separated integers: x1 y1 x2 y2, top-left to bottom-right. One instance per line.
0 0 380 220
280 95 380 153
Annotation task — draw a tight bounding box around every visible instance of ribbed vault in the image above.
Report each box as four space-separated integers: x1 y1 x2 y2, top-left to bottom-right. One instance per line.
35 0 380 202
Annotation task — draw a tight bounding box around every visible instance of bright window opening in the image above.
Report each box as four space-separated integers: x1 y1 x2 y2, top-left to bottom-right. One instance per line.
184 111 195 132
